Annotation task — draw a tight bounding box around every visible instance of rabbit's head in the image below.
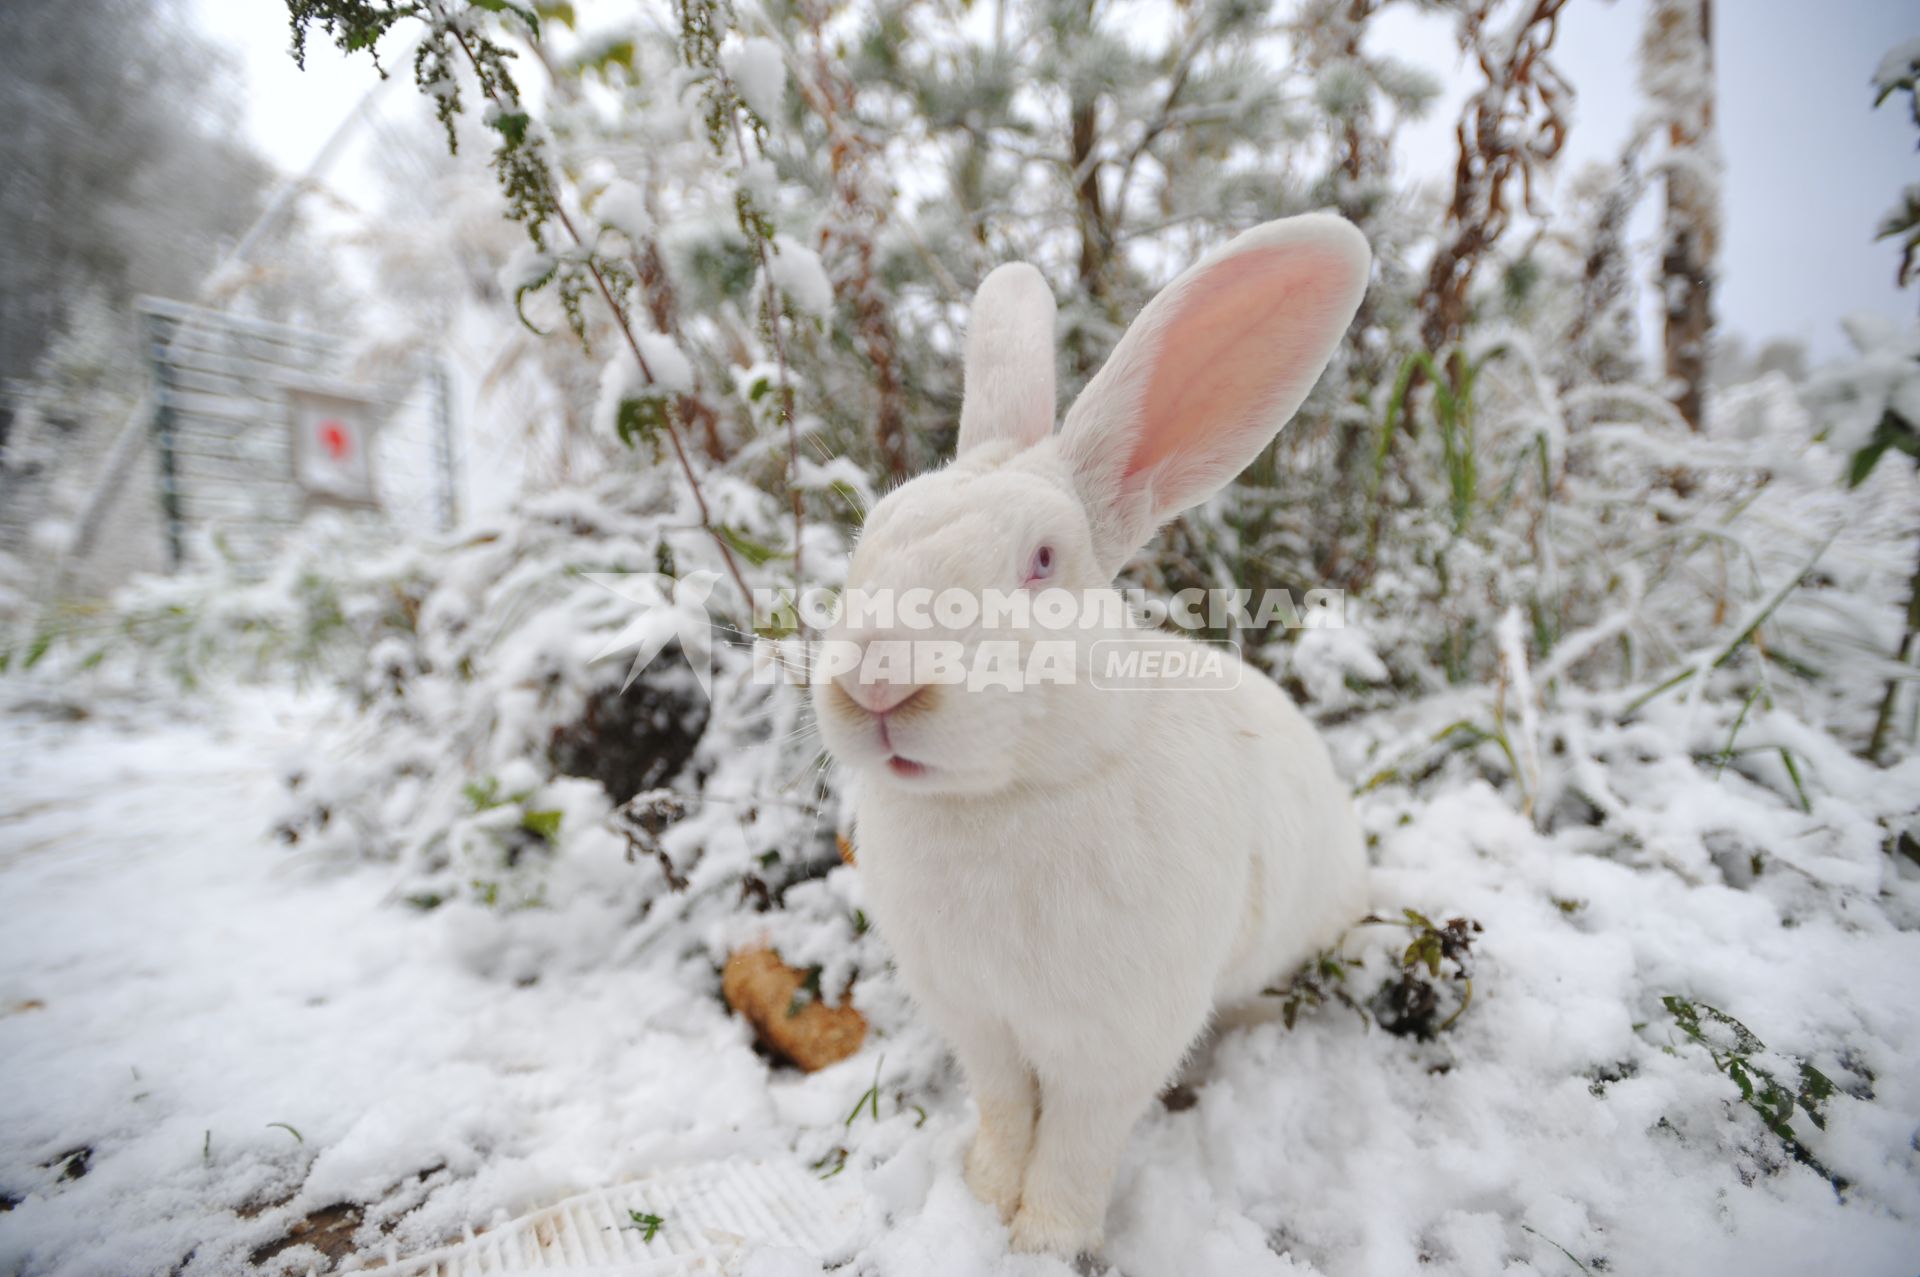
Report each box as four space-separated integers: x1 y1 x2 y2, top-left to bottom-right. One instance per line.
812 213 1370 797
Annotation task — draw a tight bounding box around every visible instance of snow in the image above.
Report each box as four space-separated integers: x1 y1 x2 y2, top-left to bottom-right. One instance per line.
1872 38 1920 95
0 695 791 1275
497 242 556 298
743 1248 827 1277
637 333 695 395
593 336 695 439
766 236 834 320
1802 314 1920 457
793 454 876 501
594 178 652 244
593 354 639 439
1289 625 1389 709
740 158 780 210
723 38 787 124
3 654 1919 1274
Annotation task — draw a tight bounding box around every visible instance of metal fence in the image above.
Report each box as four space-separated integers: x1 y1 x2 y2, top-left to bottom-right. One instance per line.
138 296 457 572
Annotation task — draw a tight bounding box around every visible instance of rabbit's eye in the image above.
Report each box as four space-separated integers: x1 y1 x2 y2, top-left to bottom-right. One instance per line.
1025 544 1055 584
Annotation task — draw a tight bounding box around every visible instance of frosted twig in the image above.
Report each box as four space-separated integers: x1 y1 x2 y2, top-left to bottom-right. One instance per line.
441 24 756 613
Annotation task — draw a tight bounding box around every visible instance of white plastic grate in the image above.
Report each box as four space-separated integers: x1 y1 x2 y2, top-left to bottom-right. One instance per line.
372 1157 858 1276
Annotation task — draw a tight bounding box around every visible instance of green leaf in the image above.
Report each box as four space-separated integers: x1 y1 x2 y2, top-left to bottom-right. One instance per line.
719 524 789 567
755 613 800 641
575 38 637 77
1662 994 1701 1041
1726 1058 1755 1103
463 777 502 810
1778 748 1812 813
488 107 533 146
1714 683 1769 776
845 1055 884 1125
512 256 560 335
614 395 672 453
470 0 541 35
521 808 564 840
1848 412 1920 488
1519 1223 1595 1276
23 632 53 670
1846 435 1893 488
1798 1063 1836 1129
626 1210 664 1241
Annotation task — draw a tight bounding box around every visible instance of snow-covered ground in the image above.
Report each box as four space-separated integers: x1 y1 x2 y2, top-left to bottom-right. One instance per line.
2 684 1918 1276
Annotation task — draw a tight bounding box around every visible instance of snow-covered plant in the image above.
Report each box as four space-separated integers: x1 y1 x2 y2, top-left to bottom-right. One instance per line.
1638 0 1720 431
1803 313 1920 758
1319 315 1920 867
289 0 812 611
1418 0 1573 356
1872 38 1920 292
1661 995 1841 1187
3 513 423 686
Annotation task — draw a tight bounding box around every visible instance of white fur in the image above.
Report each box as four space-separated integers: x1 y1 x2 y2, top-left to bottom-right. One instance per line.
957 262 1058 456
811 214 1372 1258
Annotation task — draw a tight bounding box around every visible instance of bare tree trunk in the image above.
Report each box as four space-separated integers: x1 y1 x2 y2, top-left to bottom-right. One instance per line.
1644 0 1718 431
1661 212 1713 431
1070 98 1111 303
1063 0 1111 302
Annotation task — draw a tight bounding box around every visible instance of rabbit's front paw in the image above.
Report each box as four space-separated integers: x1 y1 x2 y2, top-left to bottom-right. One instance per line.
1008 1196 1100 1257
963 1133 1024 1223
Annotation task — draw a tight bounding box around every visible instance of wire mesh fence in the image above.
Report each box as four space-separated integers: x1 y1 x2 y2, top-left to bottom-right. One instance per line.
137 296 457 574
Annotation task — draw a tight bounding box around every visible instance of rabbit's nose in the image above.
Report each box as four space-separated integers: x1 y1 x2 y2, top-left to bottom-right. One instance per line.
831 634 933 717
836 674 927 717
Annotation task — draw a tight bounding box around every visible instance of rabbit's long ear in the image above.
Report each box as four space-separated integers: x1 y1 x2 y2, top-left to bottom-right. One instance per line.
1059 213 1369 575
957 262 1057 456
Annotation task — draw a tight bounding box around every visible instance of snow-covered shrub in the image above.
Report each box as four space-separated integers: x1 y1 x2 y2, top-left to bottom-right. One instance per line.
1802 313 1920 759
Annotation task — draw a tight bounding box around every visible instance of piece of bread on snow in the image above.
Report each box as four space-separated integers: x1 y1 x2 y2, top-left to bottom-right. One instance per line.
721 947 866 1072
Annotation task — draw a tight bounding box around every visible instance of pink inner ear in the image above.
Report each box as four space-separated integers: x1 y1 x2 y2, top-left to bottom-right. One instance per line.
1124 246 1353 485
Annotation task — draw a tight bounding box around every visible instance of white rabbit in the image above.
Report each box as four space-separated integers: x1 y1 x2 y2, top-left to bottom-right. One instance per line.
810 213 1373 1257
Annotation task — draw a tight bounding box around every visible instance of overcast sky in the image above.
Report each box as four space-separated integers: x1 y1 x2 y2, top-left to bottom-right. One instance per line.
195 0 1918 362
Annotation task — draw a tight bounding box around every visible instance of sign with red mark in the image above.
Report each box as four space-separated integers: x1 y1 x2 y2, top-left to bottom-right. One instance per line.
288 388 382 507
318 419 352 461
